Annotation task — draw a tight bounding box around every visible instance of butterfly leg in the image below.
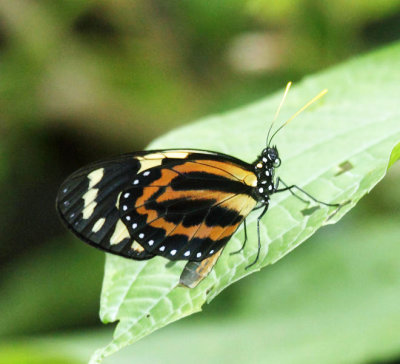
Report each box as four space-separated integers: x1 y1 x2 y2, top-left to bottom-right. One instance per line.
274 177 309 203
275 177 340 207
230 219 247 255
245 204 269 269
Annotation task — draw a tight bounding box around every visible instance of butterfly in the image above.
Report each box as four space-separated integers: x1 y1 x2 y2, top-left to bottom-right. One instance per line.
56 82 339 288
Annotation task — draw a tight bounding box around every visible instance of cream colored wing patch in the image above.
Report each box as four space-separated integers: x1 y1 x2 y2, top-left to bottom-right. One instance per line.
81 168 104 219
110 219 130 245
137 151 190 173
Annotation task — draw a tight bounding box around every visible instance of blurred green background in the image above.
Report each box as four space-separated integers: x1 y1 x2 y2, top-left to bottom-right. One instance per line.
1 1 400 363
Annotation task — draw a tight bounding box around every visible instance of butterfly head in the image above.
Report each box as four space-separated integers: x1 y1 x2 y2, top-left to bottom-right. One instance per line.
254 146 281 175
261 146 281 168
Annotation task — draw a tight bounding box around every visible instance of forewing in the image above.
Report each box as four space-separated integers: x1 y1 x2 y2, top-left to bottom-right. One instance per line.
119 157 258 261
56 154 155 259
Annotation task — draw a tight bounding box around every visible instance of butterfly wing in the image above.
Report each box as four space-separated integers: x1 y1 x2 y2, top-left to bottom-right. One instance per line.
119 153 258 261
57 150 258 262
56 153 155 259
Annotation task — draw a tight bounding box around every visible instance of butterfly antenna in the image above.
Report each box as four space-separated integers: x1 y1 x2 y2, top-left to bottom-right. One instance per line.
266 81 292 146
268 88 328 144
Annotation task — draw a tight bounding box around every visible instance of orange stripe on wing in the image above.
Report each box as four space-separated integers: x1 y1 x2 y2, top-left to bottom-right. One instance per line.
155 187 234 204
192 194 256 241
172 161 234 180
135 192 256 241
172 160 256 185
132 158 257 243
136 195 244 239
189 160 257 185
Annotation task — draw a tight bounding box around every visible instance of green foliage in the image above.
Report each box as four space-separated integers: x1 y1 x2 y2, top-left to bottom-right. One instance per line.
1 2 400 363
2 210 400 364
0 237 104 336
101 217 400 364
389 142 400 168
90 43 400 362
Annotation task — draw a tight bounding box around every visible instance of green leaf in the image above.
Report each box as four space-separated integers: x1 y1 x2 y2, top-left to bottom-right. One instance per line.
101 216 400 364
2 202 400 364
90 42 400 363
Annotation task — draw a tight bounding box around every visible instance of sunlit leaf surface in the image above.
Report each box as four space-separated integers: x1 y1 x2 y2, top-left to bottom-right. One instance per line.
90 43 400 363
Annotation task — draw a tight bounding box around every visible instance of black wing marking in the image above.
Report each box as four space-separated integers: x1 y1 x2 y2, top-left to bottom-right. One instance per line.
119 159 257 261
56 155 154 259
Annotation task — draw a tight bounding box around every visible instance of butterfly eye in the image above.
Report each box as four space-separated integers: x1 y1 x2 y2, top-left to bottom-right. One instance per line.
273 158 281 168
